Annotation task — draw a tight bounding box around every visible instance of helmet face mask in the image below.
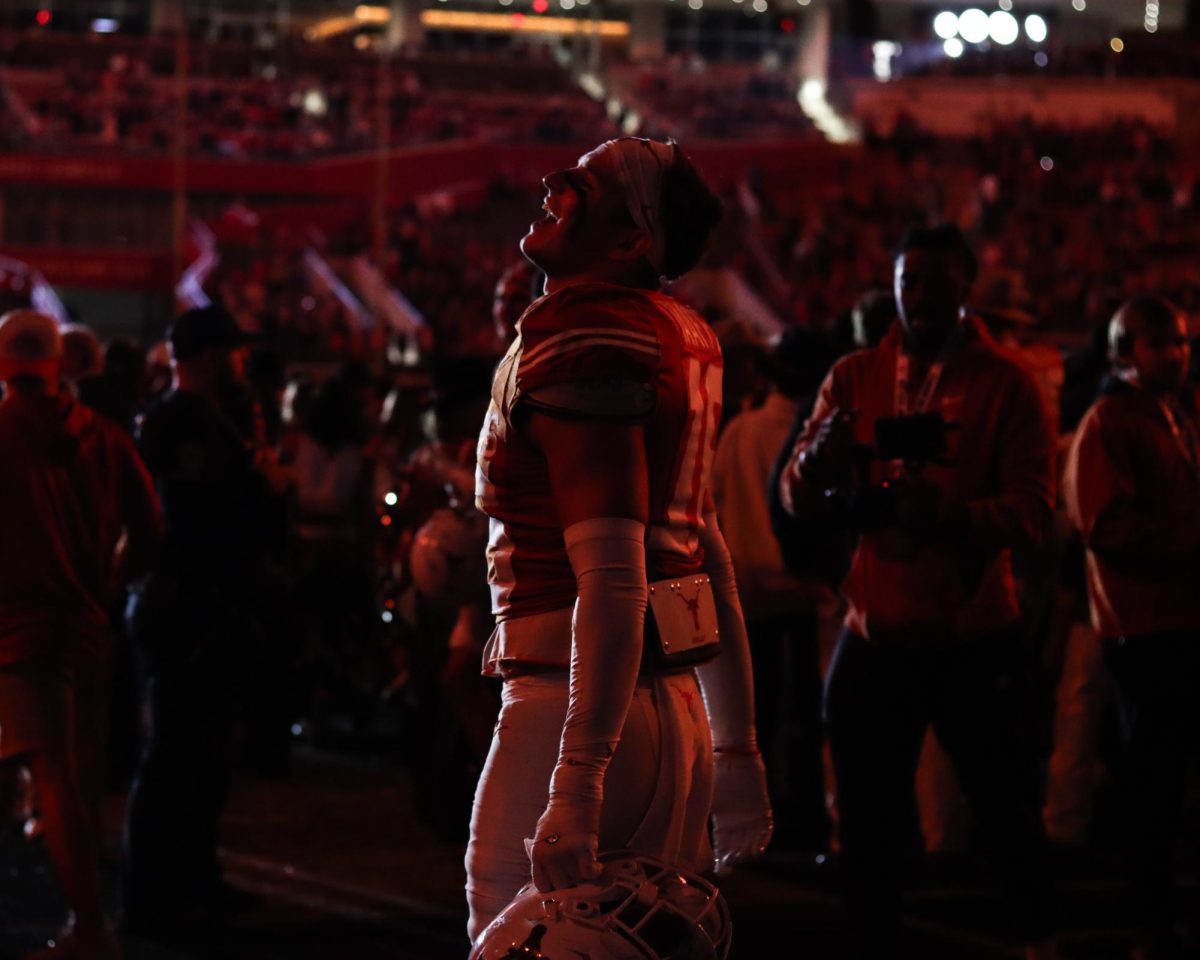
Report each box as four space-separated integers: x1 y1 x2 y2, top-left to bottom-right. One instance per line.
471 852 731 960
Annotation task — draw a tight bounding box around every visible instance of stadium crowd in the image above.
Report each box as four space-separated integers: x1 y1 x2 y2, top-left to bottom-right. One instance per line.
0 30 608 157
0 23 1198 956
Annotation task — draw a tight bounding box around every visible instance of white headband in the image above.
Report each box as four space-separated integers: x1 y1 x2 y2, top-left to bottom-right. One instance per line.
596 138 675 277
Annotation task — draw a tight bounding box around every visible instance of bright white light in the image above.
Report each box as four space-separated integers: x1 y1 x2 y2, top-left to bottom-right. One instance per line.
302 89 328 116
797 0 811 5
933 11 959 40
998 0 1012 9
988 10 1019 45
872 41 898 81
560 0 575 8
384 491 398 506
752 0 768 11
1024 14 1048 43
1040 156 1054 171
498 0 513 7
957 8 989 44
944 37 965 57
381 610 394 623
1145 19 1158 31
1071 0 1086 10
91 17 119 33
577 0 590 6
687 0 703 9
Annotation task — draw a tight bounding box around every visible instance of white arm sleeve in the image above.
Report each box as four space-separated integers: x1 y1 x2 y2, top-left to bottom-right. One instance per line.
694 511 773 873
542 516 648 836
693 511 758 750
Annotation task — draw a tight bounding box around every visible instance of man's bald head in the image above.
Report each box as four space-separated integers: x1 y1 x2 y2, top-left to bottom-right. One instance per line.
1108 295 1184 361
1108 294 1190 394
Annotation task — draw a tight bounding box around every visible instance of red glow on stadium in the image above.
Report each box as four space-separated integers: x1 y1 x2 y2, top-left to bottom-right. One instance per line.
532 0 549 14
35 9 51 26
781 17 796 32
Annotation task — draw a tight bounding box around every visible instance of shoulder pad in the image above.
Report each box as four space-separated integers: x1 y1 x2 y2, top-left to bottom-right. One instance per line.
515 285 660 398
523 379 657 420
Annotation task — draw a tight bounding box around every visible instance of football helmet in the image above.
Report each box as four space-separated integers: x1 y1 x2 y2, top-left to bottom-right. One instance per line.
470 851 731 960
408 506 486 605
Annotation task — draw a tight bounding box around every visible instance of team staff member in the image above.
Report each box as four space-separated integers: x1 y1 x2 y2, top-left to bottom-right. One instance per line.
1064 295 1200 960
121 306 288 934
466 138 773 942
0 310 161 960
780 225 1058 959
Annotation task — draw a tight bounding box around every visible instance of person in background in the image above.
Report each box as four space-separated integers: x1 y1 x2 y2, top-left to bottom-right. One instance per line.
0 310 161 960
1064 295 1200 960
779 224 1059 960
121 306 287 937
712 328 834 852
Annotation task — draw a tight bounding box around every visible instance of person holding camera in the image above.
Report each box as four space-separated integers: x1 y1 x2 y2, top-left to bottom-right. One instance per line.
1063 295 1200 960
779 225 1058 959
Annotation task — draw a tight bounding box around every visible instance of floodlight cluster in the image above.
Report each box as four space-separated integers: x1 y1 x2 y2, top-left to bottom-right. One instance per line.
1145 0 1159 33
933 8 1048 52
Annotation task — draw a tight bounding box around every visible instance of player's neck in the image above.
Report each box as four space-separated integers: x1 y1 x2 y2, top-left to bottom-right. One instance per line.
544 264 658 295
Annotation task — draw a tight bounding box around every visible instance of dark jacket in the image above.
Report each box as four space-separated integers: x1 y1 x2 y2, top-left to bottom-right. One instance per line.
1064 379 1200 638
779 318 1056 643
0 387 161 666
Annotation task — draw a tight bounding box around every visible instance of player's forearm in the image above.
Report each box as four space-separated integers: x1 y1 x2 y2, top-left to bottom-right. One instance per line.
545 517 648 833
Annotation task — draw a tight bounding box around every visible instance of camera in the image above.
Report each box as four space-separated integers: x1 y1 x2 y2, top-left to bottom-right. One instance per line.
824 412 955 532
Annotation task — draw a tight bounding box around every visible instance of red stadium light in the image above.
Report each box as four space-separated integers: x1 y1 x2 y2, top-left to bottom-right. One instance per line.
780 16 795 31
35 9 52 26
511 10 525 21
532 0 549 14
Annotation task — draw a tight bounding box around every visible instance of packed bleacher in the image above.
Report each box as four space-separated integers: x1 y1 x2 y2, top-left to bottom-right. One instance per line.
0 29 611 157
607 57 816 140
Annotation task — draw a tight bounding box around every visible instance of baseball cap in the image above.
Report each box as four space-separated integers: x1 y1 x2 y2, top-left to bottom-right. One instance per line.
0 309 63 382
168 305 261 362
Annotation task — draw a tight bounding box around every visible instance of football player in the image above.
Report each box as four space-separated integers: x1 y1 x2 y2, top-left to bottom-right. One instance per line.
466 138 773 942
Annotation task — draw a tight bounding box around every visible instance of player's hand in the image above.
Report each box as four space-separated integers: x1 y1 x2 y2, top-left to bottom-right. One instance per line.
794 407 858 489
710 748 774 876
526 826 602 892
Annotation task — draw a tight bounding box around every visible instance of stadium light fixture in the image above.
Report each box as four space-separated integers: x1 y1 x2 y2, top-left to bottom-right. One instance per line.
91 18 119 33
1024 14 1048 43
561 0 576 10
1071 0 1086 11
752 0 768 12
933 12 959 40
1040 156 1054 171
957 8 989 44
998 0 1012 10
988 10 1018 45
1109 36 1124 52
944 37 964 57
873 41 899 81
